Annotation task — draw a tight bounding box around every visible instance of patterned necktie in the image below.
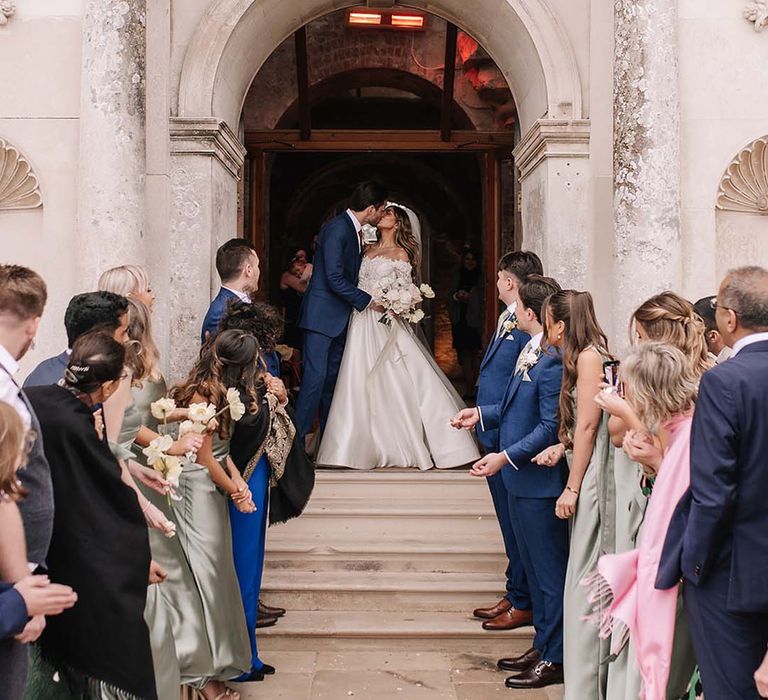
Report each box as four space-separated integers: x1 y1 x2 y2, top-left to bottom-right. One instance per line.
496 311 511 340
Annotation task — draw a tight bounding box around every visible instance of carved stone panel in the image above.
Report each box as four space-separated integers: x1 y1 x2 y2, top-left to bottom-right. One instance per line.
0 138 42 210
0 1 16 25
717 136 768 214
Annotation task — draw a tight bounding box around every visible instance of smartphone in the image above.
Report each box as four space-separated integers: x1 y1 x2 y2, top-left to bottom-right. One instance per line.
603 360 621 389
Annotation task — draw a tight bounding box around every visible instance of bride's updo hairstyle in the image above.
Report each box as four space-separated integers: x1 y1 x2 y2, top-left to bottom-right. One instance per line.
387 205 421 274
64 331 126 395
172 329 263 439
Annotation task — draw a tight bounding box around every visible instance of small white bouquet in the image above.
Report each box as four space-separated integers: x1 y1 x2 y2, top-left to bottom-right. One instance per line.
371 277 435 326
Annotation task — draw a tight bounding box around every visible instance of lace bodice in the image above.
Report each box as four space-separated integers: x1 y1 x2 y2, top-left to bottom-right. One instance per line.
358 255 413 296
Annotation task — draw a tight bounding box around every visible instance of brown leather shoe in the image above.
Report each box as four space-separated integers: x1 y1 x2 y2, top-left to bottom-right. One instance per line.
472 598 511 620
258 599 286 618
255 613 278 629
482 607 533 631
505 660 564 688
497 647 541 672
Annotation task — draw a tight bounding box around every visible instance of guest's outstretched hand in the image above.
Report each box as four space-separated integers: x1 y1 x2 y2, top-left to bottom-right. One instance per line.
451 408 479 430
470 452 507 477
533 443 566 467
128 461 170 495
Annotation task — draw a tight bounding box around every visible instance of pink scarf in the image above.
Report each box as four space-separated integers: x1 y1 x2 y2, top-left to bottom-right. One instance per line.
584 413 692 700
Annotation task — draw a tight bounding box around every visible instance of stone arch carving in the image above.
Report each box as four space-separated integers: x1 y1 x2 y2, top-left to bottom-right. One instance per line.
717 135 768 214
177 0 583 134
0 137 42 211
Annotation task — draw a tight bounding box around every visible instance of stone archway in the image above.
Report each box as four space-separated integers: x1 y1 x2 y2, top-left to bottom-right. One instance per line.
167 0 591 377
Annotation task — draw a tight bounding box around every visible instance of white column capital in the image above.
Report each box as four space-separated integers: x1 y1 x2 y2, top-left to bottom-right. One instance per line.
513 119 591 181
169 118 246 180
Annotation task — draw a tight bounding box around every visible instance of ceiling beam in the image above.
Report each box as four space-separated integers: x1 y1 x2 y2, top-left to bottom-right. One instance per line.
440 22 458 143
294 26 311 141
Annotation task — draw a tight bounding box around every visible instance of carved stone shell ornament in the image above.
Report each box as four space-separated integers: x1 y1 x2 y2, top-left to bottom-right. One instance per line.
716 136 768 214
0 138 42 210
0 1 15 26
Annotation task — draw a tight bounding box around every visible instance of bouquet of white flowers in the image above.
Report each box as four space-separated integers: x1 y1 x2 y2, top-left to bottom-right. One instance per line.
370 275 435 326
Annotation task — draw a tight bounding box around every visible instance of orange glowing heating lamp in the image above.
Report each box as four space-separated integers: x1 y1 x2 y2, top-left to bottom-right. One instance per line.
390 13 425 29
346 8 427 30
347 10 383 26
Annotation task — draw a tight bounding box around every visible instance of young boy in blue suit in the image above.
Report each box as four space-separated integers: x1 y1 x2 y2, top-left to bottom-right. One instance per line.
453 275 568 690
472 252 543 631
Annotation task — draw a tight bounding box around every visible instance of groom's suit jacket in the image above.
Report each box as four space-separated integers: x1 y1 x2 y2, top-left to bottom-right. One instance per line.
298 212 372 339
478 349 567 498
476 312 529 452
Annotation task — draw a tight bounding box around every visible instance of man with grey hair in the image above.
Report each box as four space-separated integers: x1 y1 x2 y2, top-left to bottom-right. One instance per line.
657 266 768 699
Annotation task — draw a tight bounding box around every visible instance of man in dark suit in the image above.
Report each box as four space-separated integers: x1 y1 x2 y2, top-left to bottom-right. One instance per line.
295 181 388 440
24 291 130 388
201 238 260 343
453 275 567 690
657 266 768 699
472 251 542 631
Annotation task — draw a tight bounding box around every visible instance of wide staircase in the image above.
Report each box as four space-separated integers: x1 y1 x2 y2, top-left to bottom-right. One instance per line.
260 468 533 653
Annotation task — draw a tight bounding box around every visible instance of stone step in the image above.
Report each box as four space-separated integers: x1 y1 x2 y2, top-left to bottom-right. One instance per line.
261 571 507 612
258 611 534 653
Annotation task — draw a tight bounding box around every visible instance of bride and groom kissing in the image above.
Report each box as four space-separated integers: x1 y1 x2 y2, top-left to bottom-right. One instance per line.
295 180 480 470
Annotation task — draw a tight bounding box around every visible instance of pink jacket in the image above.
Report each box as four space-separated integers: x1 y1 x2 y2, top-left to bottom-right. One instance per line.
587 413 692 700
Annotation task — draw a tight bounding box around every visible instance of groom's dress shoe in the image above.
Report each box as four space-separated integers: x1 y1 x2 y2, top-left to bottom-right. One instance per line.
482 607 533 631
505 660 564 689
473 598 511 620
497 647 541 672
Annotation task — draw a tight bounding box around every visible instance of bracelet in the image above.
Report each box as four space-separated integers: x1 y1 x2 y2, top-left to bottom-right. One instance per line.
566 485 579 496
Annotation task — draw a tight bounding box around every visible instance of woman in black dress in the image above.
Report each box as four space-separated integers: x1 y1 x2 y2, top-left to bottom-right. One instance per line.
25 331 157 700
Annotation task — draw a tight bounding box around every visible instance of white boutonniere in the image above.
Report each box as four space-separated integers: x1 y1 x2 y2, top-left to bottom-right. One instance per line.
502 318 517 335
517 348 542 382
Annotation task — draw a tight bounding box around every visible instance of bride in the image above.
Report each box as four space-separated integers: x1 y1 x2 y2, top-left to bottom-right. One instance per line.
317 203 480 470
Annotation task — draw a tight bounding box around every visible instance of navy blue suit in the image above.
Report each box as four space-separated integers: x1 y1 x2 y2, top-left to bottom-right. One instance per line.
23 350 69 388
295 212 371 438
657 339 768 699
476 312 531 610
479 346 568 664
0 583 27 640
201 288 240 343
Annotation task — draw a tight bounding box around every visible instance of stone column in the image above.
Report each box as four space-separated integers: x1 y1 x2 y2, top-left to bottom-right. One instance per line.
76 0 147 287
513 119 592 288
168 118 246 382
613 0 681 347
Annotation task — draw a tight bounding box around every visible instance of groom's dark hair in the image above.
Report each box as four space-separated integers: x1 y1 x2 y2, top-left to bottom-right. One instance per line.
498 251 543 284
349 181 388 212
519 275 561 324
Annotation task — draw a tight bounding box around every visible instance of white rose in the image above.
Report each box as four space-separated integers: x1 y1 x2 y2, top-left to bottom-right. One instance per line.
163 455 184 482
150 397 176 421
419 283 435 299
143 434 173 466
399 290 412 306
385 288 401 303
226 387 246 422
179 420 206 436
188 402 217 424
410 308 425 323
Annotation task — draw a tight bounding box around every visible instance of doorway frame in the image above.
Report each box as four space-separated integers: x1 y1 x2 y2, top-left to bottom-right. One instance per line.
245 128 514 340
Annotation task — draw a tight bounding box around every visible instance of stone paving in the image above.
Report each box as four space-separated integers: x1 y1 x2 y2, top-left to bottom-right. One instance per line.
232 651 565 700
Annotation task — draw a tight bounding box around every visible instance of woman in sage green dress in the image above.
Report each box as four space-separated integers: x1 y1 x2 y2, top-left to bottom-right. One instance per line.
171 330 261 693
534 290 616 700
595 292 712 699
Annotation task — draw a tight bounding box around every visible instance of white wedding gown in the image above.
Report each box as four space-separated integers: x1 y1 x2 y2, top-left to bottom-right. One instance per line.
317 256 481 470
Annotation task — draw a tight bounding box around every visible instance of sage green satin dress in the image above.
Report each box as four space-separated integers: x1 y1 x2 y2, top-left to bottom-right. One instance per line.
131 379 250 689
563 373 616 700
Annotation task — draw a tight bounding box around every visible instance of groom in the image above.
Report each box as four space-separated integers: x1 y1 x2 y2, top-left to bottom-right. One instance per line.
295 181 389 440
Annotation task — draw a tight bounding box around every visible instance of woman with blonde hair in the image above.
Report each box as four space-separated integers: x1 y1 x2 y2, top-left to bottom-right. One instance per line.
533 289 616 700
586 342 698 699
97 264 156 310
